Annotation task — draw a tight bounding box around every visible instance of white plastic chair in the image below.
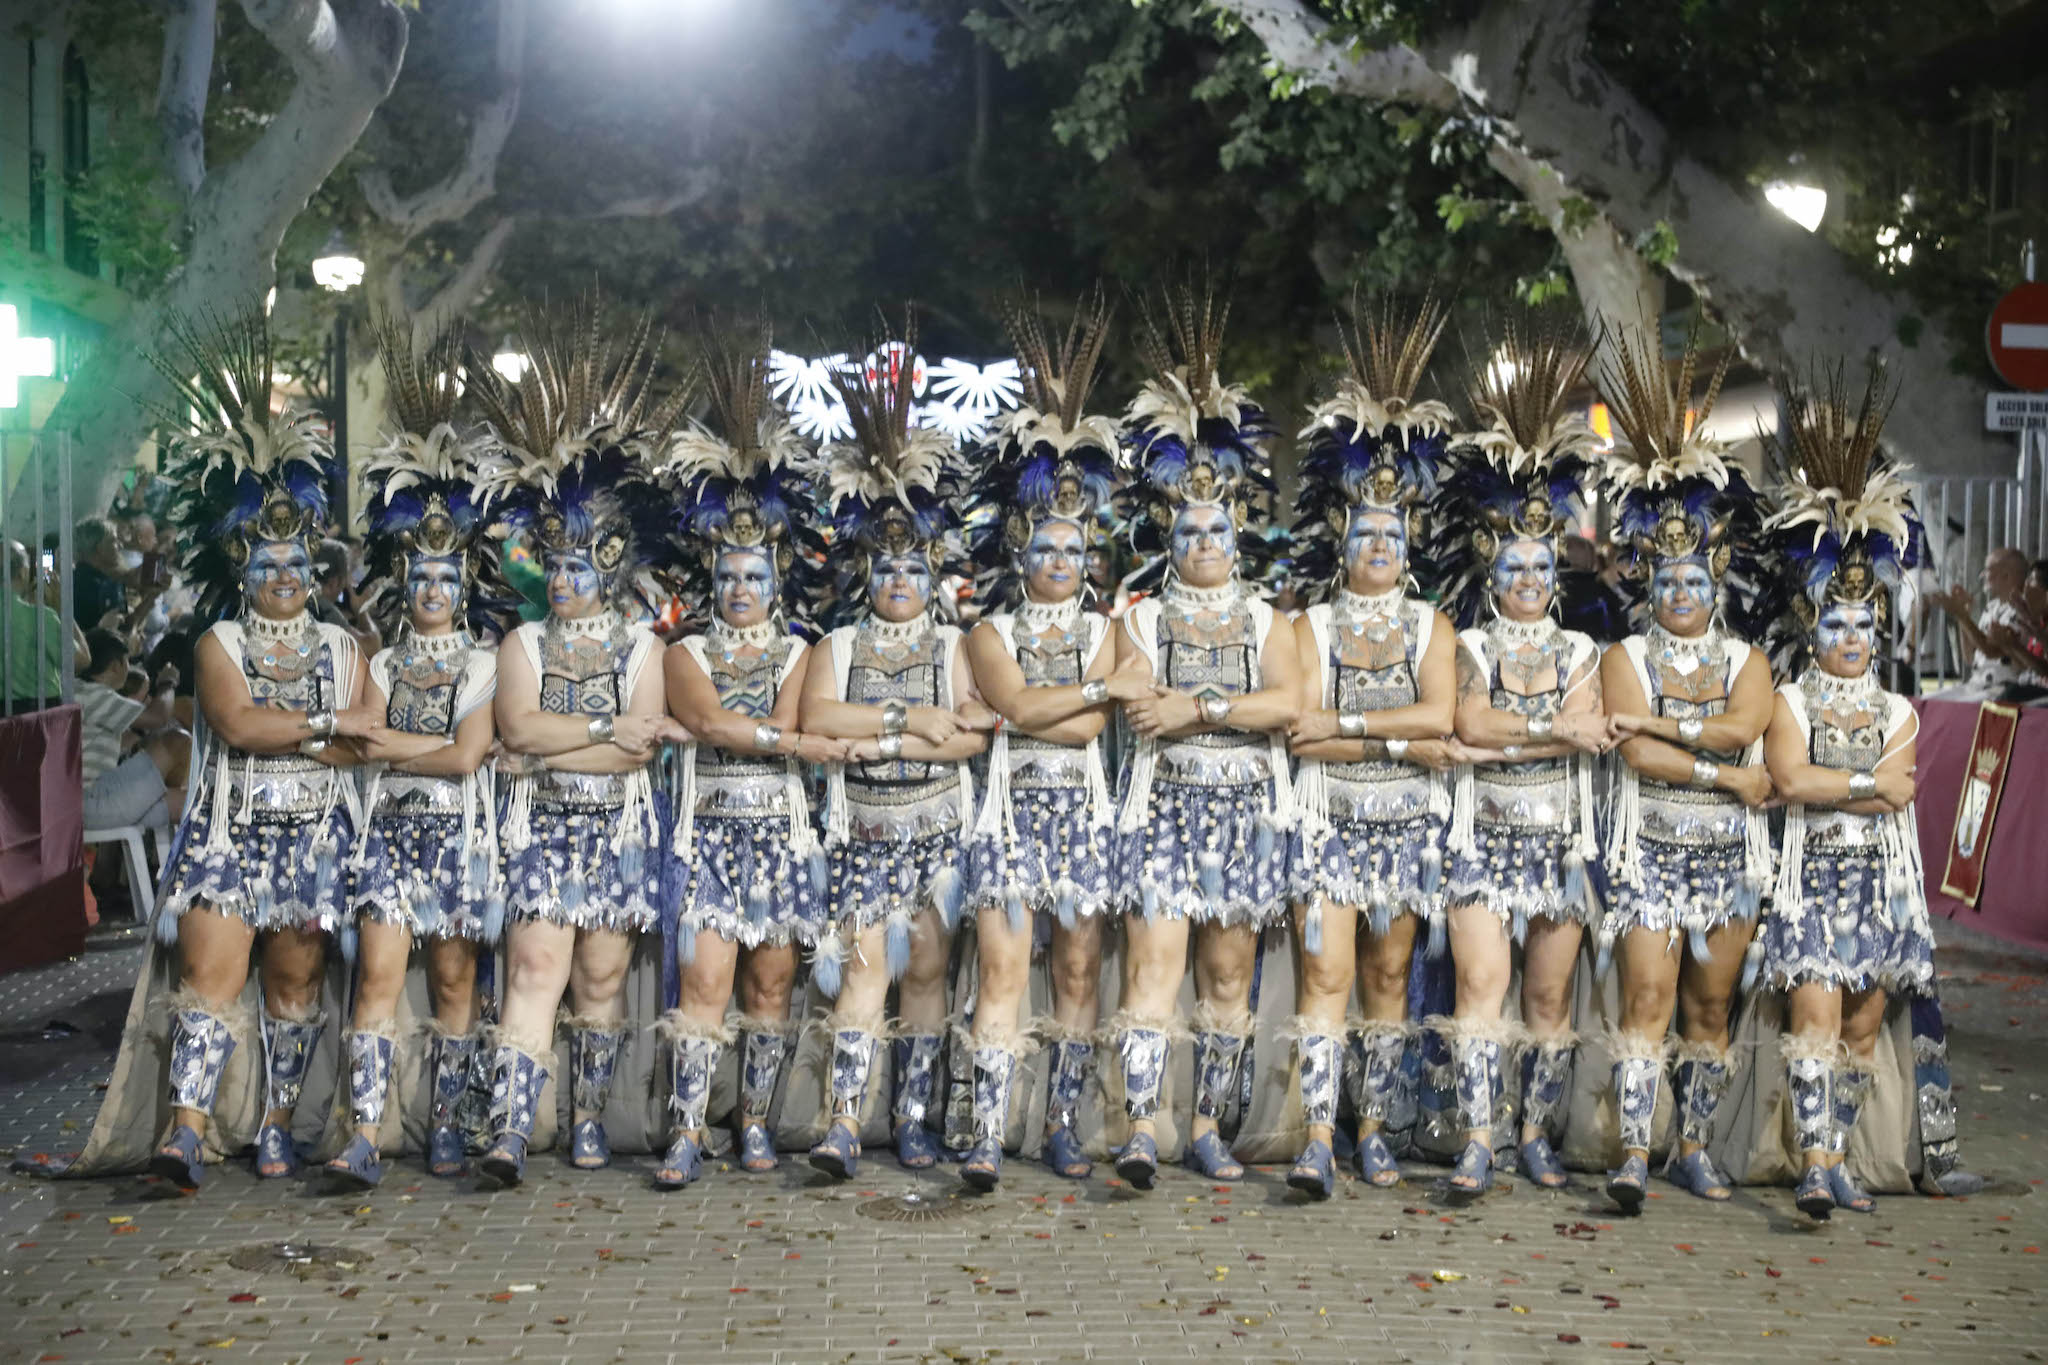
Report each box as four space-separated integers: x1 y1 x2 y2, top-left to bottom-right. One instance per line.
83 823 163 923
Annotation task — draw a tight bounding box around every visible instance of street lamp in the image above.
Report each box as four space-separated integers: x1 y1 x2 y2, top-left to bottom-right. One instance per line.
312 231 363 529
1763 181 1827 233
491 347 532 384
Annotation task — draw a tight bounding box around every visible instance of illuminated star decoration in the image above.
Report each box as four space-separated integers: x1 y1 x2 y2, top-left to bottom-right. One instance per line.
769 347 1020 446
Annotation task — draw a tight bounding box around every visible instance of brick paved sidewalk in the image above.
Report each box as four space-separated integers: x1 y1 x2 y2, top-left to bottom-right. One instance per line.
1 923 2041 1365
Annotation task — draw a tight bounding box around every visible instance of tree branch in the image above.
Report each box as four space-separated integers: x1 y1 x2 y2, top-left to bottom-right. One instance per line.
358 0 527 239
412 215 519 332
154 0 216 201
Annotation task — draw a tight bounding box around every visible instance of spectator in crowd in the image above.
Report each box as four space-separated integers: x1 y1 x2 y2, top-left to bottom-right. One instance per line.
1558 532 1630 642
1931 547 2034 700
312 538 382 652
73 518 133 632
4 539 88 711
76 629 187 834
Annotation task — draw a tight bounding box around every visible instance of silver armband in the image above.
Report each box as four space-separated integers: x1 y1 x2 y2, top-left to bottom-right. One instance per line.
1847 770 1878 800
1677 716 1705 745
877 732 904 761
306 708 337 739
587 715 615 745
1525 715 1554 740
880 700 908 735
1385 737 1411 762
1502 744 1524 762
754 723 784 754
298 737 330 757
1691 757 1720 788
1081 678 1110 706
1337 712 1367 739
1199 695 1232 726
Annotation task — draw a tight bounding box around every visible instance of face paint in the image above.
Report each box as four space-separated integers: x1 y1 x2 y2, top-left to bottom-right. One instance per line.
1491 538 1556 616
406 556 463 625
245 540 311 609
1023 520 1086 603
715 548 778 625
545 551 603 617
869 553 933 617
1651 557 1715 632
1170 503 1237 587
1344 509 1407 583
1816 602 1876 676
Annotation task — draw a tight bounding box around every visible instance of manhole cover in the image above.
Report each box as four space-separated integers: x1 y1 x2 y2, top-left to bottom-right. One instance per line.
853 1191 989 1224
224 1242 372 1279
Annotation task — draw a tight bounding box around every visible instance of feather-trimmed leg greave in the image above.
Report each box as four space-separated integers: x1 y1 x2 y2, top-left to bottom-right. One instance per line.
1519 1035 1576 1138
487 1041 550 1145
166 999 237 1115
1111 1015 1173 1121
345 1026 398 1130
1043 1037 1094 1133
827 1021 881 1121
1350 1022 1408 1125
1674 1041 1736 1148
427 1030 479 1133
1829 1060 1874 1158
892 1033 944 1127
566 1021 625 1118
1786 1050 1834 1156
1451 1032 1505 1136
1190 1005 1251 1122
738 1024 793 1122
1609 1033 1665 1154
971 1042 1021 1146
1293 1027 1343 1129
260 1010 325 1115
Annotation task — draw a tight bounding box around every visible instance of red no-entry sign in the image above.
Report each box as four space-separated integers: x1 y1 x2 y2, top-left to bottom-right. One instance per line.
1988 281 2048 391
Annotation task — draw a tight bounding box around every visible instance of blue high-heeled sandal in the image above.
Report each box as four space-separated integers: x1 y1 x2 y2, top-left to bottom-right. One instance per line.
321 1133 383 1192
1043 1125 1092 1180
253 1123 300 1179
809 1123 860 1180
653 1132 702 1190
1182 1131 1244 1181
426 1125 466 1178
149 1125 205 1190
1605 1152 1649 1212
1795 1164 1834 1220
736 1122 778 1173
1354 1131 1401 1188
568 1118 610 1170
1518 1135 1568 1189
1114 1131 1158 1189
479 1134 528 1188
1286 1139 1335 1200
1665 1148 1732 1201
1445 1139 1493 1203
1827 1163 1875 1213
961 1138 1003 1192
894 1119 941 1170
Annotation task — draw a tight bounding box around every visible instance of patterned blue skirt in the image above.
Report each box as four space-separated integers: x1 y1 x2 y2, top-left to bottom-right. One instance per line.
1445 823 1592 937
1759 850 1934 995
353 813 499 943
829 830 967 932
1606 836 1753 935
504 799 664 934
161 803 352 937
966 786 1115 924
1290 814 1445 927
1113 779 1288 926
671 813 827 948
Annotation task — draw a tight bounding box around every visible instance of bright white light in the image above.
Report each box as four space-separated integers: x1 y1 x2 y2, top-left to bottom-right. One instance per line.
271 368 295 386
265 286 278 316
313 251 365 292
770 346 1020 447
862 342 927 398
769 349 850 413
0 303 56 409
791 394 853 442
491 350 532 384
1876 225 1914 269
929 357 1022 416
1487 346 1521 392
915 400 987 444
1763 181 1827 232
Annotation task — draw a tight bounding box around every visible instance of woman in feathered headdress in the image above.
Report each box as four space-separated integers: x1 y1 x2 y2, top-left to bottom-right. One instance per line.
1753 362 1938 1219
798 314 992 1181
955 290 1132 1191
650 321 840 1190
105 308 375 1192
1595 323 1774 1212
1281 293 1463 1199
1105 278 1301 1192
1432 311 1611 1201
318 317 505 1192
471 297 693 1187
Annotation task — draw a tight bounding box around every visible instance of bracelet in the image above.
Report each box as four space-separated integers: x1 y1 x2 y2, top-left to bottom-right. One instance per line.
587 715 615 745
1525 715 1553 740
880 700 908 735
1677 716 1705 745
1691 757 1720 788
1385 737 1411 761
877 732 904 761
754 723 784 753
1081 678 1110 706
1502 744 1524 761
1337 712 1366 739
306 708 337 739
1199 695 1232 726
298 737 330 756
1847 770 1878 799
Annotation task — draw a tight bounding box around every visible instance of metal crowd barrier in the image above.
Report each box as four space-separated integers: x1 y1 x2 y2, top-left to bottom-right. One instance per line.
1 430 75 713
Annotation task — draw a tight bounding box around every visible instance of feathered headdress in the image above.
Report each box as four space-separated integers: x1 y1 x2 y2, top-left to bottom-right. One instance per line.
150 306 338 623
1596 320 1759 579
358 314 503 636
1432 310 1599 625
818 311 969 617
1292 290 1457 595
663 318 824 624
469 293 689 602
1122 276 1278 575
964 288 1125 611
1762 359 1922 633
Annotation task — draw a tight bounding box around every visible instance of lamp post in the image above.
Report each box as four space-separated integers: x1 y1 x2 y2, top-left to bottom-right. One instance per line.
312 232 364 530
